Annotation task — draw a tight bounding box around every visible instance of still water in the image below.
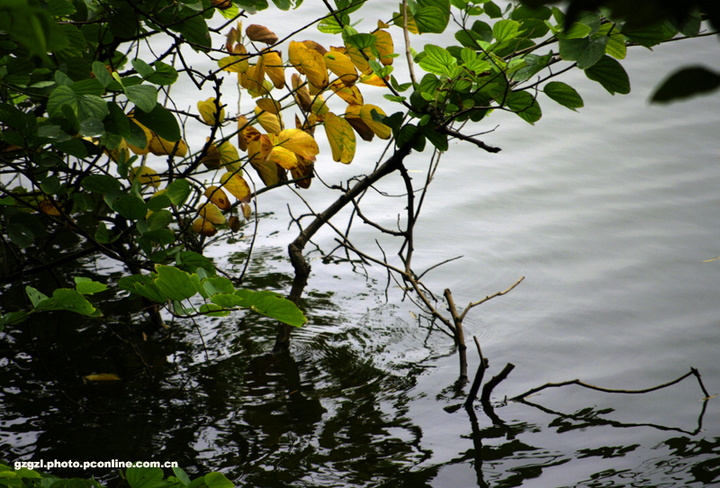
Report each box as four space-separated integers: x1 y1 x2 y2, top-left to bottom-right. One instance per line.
1 4 719 487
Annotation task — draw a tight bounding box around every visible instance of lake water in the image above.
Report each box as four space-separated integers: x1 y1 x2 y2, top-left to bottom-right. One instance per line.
1 4 719 487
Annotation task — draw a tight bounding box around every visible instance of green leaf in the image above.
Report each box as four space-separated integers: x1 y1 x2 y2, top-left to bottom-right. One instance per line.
26 286 50 308
544 81 584 110
154 265 198 302
235 290 306 327
82 174 122 194
171 12 211 49
198 303 230 317
418 45 457 78
125 84 157 113
210 293 245 308
125 468 165 488
172 468 191 487
585 55 630 95
559 36 608 69
50 288 99 316
414 6 450 34
505 91 542 124
74 277 108 295
203 276 234 296
147 62 178 85
113 194 147 221
176 251 216 276
622 21 677 48
133 105 180 142
492 20 520 43
118 275 165 302
651 67 720 103
47 85 77 118
166 179 191 205
204 473 234 488
131 59 155 79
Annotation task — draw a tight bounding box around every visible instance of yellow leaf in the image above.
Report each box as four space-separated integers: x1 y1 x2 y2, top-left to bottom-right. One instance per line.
272 128 319 161
290 154 314 188
241 202 252 219
246 24 278 45
375 30 395 66
127 119 152 155
218 140 242 172
324 113 356 164
220 172 252 202
329 79 364 105
228 215 241 232
225 22 241 51
360 104 391 139
83 373 121 383
218 53 249 74
202 142 221 169
192 218 217 236
344 114 374 142
238 116 250 151
39 199 62 216
268 146 298 170
323 51 358 86
378 19 390 29
198 203 226 225
239 55 271 97
146 131 188 157
288 41 329 90
197 97 225 126
343 45 372 74
205 186 231 211
256 98 282 114
311 95 330 116
130 166 162 188
254 106 283 134
359 72 389 87
261 50 285 88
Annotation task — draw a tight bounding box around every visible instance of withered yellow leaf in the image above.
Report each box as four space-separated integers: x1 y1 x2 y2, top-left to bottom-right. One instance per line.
291 73 312 112
273 128 319 161
198 202 226 225
202 142 221 169
197 97 226 126
237 116 250 151
310 95 330 116
246 24 278 45
323 51 358 86
220 172 252 202
290 154 314 188
192 218 217 237
218 52 249 74
261 50 285 88
83 373 121 383
205 186 231 211
329 79 364 105
254 106 283 134
289 41 329 90
324 113 356 164
39 199 62 216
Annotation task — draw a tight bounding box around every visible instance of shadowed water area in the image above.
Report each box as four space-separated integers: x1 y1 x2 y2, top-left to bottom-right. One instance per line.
1 6 719 488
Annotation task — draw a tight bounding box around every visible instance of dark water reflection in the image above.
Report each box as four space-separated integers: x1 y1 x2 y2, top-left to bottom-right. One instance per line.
1 254 717 488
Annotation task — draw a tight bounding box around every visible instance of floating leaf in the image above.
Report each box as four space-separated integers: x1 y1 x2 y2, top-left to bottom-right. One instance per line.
83 373 121 382
220 172 252 202
324 113 356 164
197 97 226 125
205 186 231 211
